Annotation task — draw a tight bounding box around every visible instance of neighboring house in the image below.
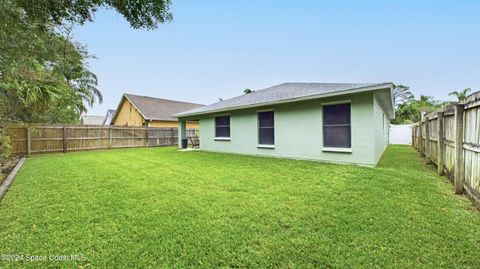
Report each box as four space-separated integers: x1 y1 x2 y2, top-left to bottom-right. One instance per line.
80 115 106 125
103 109 116 125
111 93 203 128
176 82 394 166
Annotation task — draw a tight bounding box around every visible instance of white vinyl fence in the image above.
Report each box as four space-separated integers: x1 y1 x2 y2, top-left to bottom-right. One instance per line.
389 124 413 145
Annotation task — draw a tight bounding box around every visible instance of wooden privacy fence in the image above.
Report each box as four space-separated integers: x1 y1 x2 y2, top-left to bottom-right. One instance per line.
412 91 480 205
6 125 197 155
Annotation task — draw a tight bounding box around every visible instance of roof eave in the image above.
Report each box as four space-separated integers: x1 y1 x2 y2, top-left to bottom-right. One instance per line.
110 95 125 124
146 118 178 121
374 85 396 120
176 83 394 118
389 84 396 119
110 94 150 125
123 94 149 120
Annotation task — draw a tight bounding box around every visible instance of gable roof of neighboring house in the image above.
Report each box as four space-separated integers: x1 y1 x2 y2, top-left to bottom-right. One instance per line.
106 109 116 117
102 109 116 125
81 115 106 125
112 93 204 123
175 82 394 118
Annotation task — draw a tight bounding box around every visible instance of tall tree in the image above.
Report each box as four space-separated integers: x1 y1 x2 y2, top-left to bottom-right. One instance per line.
1 0 174 123
0 6 91 123
0 0 173 175
15 0 172 29
448 88 471 102
392 95 443 124
393 84 414 107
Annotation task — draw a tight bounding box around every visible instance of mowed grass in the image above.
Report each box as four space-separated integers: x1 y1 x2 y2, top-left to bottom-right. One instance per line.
0 146 479 268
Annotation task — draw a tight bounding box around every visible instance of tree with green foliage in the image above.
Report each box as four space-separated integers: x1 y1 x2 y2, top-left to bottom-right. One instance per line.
0 1 102 124
449 88 471 102
15 0 172 29
1 0 173 123
0 0 173 176
392 84 414 107
392 95 444 124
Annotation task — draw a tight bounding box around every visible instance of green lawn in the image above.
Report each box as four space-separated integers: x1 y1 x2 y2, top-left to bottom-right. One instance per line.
0 146 479 268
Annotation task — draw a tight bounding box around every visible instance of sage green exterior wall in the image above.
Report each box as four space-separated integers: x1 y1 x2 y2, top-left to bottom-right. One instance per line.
181 92 388 166
373 93 390 163
180 91 391 166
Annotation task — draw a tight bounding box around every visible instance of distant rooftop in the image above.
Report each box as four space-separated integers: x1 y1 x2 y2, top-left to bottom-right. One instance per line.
103 109 116 125
81 115 105 125
121 94 204 121
176 82 392 117
106 109 116 116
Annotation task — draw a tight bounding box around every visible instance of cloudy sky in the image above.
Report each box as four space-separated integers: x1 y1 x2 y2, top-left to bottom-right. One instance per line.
74 0 480 116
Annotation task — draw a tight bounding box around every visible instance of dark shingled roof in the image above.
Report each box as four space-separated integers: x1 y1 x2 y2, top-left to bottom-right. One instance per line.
176 82 392 117
123 94 204 121
103 109 116 125
106 109 116 117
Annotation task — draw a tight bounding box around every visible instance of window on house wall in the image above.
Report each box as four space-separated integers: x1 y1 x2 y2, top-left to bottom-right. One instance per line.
323 103 351 148
215 116 230 138
258 111 274 145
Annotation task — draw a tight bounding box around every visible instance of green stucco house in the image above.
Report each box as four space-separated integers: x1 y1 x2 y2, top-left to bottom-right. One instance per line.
176 82 394 166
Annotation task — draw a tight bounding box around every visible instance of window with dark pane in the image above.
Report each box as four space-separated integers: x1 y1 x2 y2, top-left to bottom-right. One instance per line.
215 116 230 138
258 111 274 145
323 103 351 148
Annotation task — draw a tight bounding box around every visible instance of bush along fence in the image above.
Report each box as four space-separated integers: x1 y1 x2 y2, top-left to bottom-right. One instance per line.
6 125 197 155
412 92 480 205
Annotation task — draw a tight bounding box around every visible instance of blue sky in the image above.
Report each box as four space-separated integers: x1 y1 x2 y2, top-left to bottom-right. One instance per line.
74 0 480 116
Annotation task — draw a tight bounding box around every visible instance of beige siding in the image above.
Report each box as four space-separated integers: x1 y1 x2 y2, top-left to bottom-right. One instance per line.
112 99 145 126
113 98 199 128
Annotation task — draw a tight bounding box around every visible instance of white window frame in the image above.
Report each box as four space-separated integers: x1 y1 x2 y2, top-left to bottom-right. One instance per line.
214 114 231 141
321 100 352 153
256 109 275 149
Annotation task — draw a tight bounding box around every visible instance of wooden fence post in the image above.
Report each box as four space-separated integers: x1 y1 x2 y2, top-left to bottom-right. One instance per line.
109 126 113 149
63 126 67 153
454 104 465 194
424 116 430 162
415 125 419 150
170 128 175 145
26 127 31 156
411 126 415 147
145 126 149 147
418 119 424 157
437 112 444 175
413 125 417 149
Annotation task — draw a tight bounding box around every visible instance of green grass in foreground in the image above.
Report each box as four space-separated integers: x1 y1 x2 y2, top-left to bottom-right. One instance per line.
0 145 479 268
